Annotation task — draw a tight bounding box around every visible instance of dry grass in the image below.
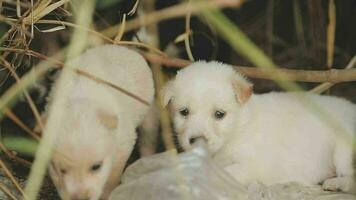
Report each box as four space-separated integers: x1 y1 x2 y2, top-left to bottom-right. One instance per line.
0 0 355 199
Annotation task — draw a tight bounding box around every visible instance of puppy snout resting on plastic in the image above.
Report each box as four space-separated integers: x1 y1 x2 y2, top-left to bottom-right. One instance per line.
44 45 155 200
162 61 356 194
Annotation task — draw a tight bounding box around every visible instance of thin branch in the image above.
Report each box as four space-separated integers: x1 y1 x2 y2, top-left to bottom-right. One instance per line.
0 58 44 135
0 48 151 107
143 0 175 150
326 0 336 69
34 19 113 42
75 69 150 106
310 55 356 93
0 159 27 199
114 14 126 43
184 0 195 61
24 1 94 198
0 141 32 167
128 0 140 16
4 108 40 140
102 0 244 38
34 20 168 55
142 53 356 83
0 182 18 200
3 19 166 55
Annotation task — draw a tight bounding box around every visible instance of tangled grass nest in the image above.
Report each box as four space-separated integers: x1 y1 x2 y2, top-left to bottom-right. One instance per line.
0 0 355 199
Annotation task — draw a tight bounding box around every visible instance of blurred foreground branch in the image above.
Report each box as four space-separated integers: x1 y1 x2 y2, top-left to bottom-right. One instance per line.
143 53 356 83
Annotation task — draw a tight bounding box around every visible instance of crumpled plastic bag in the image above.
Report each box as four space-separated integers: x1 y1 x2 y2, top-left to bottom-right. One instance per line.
110 140 356 200
110 140 247 200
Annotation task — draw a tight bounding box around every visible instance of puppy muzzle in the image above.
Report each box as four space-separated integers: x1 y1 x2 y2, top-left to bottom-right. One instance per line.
189 136 208 145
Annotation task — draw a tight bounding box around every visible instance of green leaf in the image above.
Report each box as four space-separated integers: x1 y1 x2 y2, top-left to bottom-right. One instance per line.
2 137 38 156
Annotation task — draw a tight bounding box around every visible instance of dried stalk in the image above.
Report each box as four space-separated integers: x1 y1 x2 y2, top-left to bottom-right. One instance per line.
0 159 27 199
1 19 166 55
114 14 126 43
0 182 18 200
128 0 140 16
24 1 95 199
3 108 40 140
311 55 356 93
143 53 356 83
184 0 195 61
102 0 244 38
326 0 336 69
0 47 152 111
76 69 150 106
0 58 44 134
143 0 175 150
35 19 113 42
0 141 32 167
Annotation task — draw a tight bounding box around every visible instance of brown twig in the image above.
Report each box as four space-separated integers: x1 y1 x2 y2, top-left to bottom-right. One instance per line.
3 108 40 140
142 53 356 83
310 55 356 93
326 0 336 69
0 159 27 199
34 19 114 42
0 48 151 106
75 69 150 106
1 19 166 55
0 182 18 200
0 58 44 135
102 0 244 38
143 0 175 150
0 142 32 167
184 0 194 61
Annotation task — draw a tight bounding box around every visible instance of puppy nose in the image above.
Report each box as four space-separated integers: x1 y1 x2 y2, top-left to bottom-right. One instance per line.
189 136 207 145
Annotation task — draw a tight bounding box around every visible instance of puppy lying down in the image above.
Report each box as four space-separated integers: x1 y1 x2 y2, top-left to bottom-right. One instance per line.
44 45 154 200
162 61 356 194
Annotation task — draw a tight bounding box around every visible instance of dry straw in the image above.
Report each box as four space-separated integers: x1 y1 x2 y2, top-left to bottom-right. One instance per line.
0 0 355 199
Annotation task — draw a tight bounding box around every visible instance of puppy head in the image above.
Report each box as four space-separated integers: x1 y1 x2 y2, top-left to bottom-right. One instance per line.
162 61 252 154
48 104 119 200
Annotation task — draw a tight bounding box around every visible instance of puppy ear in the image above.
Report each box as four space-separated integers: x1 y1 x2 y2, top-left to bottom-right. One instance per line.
232 73 253 105
160 80 175 107
97 110 118 130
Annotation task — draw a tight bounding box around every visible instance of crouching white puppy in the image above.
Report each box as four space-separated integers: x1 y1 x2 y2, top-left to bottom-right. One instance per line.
45 45 154 200
162 61 356 193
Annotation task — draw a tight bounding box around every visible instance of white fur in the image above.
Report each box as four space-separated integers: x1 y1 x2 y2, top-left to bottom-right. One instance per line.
163 61 356 193
46 45 154 200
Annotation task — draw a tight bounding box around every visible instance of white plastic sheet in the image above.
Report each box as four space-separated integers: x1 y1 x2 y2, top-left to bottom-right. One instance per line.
110 140 356 200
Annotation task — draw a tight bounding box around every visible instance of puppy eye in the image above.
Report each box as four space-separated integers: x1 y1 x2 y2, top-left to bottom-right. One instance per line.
60 168 67 175
90 161 103 172
214 110 226 120
53 161 68 175
179 108 189 117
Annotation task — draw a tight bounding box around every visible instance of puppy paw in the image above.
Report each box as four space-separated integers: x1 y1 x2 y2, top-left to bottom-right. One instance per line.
322 176 356 193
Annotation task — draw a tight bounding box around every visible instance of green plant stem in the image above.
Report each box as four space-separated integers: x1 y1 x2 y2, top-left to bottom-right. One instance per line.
23 1 96 199
200 5 302 92
1 137 38 156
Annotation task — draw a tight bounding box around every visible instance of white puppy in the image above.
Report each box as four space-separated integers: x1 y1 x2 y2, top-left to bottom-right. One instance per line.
162 61 356 193
45 45 154 200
